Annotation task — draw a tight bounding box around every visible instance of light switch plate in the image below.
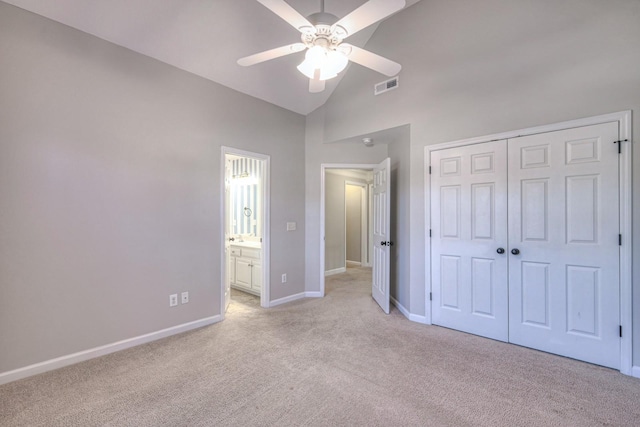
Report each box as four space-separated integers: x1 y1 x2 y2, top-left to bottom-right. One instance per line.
286 222 296 231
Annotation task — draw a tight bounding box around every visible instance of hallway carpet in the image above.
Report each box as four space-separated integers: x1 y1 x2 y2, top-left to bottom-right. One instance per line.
1 267 639 426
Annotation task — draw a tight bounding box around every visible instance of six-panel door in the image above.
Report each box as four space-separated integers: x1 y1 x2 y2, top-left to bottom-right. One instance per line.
372 158 391 314
507 122 620 369
431 141 509 342
430 122 621 368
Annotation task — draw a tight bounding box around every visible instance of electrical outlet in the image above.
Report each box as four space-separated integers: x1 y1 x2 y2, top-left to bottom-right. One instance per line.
181 291 189 304
282 274 287 283
169 294 178 307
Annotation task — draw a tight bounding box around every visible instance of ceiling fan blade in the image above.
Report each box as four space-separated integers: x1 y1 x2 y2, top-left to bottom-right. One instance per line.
238 43 306 67
309 78 325 93
332 0 406 38
341 44 401 76
256 0 315 33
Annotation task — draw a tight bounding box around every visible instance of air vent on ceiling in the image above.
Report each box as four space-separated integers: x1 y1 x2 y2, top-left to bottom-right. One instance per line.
374 76 399 95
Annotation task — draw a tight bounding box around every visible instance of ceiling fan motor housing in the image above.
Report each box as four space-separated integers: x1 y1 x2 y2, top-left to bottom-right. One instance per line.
307 11 338 26
300 23 348 52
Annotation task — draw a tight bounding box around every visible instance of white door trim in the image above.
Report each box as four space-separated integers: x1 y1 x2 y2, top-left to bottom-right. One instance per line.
221 146 271 314
368 183 374 268
424 111 632 375
320 163 378 297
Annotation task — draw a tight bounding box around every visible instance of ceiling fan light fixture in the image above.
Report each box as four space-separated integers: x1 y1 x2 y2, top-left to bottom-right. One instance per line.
307 45 326 65
297 46 347 81
319 68 338 81
297 58 319 80
297 45 325 78
325 50 348 74
240 0 406 94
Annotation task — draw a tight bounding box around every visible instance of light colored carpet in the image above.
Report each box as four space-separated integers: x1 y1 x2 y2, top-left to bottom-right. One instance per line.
1 266 639 426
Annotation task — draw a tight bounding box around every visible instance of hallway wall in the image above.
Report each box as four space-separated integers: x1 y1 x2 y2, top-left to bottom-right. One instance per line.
345 184 363 264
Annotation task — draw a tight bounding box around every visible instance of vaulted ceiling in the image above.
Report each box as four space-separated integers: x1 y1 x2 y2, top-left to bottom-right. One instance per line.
3 0 421 115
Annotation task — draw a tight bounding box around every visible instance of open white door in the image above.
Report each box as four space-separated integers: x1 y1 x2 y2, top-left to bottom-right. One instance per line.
372 158 391 314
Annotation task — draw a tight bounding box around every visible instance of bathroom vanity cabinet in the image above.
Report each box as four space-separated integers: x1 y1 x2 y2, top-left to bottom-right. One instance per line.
229 244 261 296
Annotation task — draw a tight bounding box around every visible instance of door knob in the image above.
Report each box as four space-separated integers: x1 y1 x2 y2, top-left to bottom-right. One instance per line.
511 248 520 255
229 237 235 242
381 241 387 246
496 248 505 254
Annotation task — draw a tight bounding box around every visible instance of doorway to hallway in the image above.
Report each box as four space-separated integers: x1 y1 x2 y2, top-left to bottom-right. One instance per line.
321 159 391 313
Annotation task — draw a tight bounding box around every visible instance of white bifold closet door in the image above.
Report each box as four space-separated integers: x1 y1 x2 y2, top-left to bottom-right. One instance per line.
431 140 509 342
431 122 621 369
508 122 620 369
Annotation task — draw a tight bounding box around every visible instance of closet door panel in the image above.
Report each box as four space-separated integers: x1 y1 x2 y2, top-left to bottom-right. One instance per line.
431 140 508 342
507 122 620 369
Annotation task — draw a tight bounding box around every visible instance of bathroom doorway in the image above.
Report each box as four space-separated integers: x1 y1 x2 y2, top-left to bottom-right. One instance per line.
221 147 270 314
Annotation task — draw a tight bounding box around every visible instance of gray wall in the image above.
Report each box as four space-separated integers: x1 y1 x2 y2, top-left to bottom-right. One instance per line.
310 0 640 362
345 184 362 263
324 171 371 272
324 172 346 272
0 3 305 374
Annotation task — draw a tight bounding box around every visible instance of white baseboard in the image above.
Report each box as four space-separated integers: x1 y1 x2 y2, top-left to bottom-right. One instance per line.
324 267 346 276
305 291 323 298
390 296 429 325
0 315 221 386
346 260 361 267
391 296 410 319
409 313 429 324
632 365 640 379
269 292 306 307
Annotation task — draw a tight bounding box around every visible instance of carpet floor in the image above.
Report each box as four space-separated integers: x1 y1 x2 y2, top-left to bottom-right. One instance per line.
1 266 639 426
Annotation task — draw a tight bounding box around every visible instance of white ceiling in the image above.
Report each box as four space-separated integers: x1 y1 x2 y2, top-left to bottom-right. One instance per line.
3 0 420 115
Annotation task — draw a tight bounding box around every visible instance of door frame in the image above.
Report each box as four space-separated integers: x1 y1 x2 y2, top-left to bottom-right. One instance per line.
320 163 378 297
424 110 632 375
220 146 271 316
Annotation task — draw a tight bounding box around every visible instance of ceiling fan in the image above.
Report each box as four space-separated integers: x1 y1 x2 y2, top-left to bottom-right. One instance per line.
238 0 406 93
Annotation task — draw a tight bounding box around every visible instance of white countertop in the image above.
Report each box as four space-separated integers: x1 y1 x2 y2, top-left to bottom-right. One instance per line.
230 241 261 249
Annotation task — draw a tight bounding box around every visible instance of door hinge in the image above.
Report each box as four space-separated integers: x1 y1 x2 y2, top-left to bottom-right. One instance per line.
429 229 432 237
429 292 432 301
619 234 622 246
619 325 622 338
428 166 432 175
614 139 628 154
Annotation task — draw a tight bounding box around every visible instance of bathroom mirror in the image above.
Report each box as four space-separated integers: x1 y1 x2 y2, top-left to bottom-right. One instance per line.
230 157 262 237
